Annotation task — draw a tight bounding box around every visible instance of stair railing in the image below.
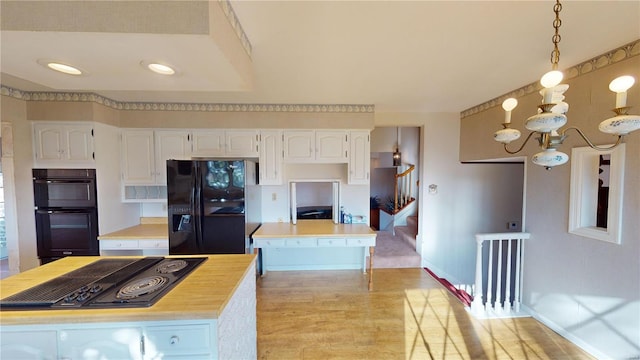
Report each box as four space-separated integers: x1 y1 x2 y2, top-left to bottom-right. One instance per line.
470 232 530 319
393 164 415 213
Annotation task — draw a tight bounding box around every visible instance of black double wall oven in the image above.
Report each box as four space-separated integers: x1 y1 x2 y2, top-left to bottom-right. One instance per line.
33 169 99 264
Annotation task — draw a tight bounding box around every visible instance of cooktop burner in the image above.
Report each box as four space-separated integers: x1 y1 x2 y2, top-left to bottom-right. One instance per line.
0 257 207 310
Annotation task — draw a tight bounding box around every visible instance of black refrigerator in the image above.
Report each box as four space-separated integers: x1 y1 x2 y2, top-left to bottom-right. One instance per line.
167 160 261 255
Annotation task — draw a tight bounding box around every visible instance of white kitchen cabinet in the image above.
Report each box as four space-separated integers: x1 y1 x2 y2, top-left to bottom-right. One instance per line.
58 327 142 360
283 130 314 162
121 129 155 184
33 122 94 167
191 130 225 157
121 129 190 186
348 130 370 184
1 330 58 360
226 130 259 157
155 130 192 184
284 130 348 163
316 130 349 163
191 129 259 158
259 130 283 185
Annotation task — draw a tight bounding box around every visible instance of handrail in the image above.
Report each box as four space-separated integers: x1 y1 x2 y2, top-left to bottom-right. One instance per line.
393 163 415 213
394 164 415 179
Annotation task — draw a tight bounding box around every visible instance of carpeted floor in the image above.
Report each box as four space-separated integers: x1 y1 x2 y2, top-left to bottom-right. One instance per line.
371 230 421 268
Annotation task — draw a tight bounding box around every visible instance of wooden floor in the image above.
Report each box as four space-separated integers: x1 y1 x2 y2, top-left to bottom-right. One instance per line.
257 268 595 360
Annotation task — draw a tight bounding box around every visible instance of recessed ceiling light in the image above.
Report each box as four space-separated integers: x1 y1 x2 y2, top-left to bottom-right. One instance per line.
147 63 176 75
46 62 83 75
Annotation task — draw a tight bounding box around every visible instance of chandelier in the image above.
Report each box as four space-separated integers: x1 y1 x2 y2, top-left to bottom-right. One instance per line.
493 0 640 169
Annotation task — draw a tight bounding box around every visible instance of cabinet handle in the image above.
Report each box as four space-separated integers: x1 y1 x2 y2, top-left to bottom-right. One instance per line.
170 335 180 345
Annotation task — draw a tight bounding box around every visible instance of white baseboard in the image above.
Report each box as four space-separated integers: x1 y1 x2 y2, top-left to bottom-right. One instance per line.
520 304 612 360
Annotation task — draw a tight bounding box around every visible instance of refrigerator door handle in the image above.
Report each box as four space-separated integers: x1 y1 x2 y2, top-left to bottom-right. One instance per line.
194 162 204 250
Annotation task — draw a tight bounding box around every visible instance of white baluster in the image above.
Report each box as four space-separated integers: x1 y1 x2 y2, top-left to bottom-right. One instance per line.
487 239 494 311
514 238 523 313
495 239 503 313
504 238 513 312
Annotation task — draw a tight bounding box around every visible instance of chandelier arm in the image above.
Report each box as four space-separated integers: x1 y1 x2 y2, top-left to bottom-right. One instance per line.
560 127 624 150
503 131 537 154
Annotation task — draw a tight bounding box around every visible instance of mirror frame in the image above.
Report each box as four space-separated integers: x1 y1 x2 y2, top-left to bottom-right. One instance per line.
568 144 625 244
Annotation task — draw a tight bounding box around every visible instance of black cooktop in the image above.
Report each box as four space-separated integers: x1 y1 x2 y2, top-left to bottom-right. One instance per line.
0 257 207 310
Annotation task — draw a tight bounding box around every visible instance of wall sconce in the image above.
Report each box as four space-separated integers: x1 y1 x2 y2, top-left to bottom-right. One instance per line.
493 0 640 169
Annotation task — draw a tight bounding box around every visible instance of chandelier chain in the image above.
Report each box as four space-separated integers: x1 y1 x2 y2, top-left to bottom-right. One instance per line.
550 0 562 70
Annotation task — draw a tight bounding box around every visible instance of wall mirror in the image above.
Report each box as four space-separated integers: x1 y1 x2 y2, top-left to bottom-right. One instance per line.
568 144 625 244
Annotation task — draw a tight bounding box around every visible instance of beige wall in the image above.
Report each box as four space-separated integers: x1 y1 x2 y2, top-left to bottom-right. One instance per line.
459 55 640 358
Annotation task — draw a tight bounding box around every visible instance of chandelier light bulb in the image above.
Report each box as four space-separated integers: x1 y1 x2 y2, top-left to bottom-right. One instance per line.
502 98 518 112
609 75 635 108
540 70 563 88
502 98 518 123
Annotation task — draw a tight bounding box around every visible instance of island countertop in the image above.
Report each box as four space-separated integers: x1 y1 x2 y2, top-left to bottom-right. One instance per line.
253 219 376 238
0 254 256 326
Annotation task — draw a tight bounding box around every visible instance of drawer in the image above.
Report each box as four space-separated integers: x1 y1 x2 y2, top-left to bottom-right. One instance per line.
254 238 286 248
285 238 317 247
138 239 168 249
145 324 211 356
317 238 347 247
99 240 138 250
346 237 376 247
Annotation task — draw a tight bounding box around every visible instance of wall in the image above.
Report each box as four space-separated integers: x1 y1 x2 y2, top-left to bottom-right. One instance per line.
459 53 640 358
374 112 524 284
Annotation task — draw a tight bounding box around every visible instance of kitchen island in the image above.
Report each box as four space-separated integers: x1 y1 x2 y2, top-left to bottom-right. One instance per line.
0 254 256 359
252 220 376 290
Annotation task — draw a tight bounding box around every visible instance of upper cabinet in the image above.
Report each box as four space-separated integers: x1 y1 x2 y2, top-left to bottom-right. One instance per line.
121 130 156 184
259 130 283 185
33 122 94 167
192 130 259 158
284 130 348 163
348 131 370 184
121 130 190 185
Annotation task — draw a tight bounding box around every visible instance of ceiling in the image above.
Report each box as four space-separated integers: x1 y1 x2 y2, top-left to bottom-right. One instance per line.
1 1 639 113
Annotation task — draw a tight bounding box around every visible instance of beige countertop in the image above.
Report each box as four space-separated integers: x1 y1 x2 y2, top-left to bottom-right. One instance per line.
0 254 256 325
253 220 376 238
98 217 168 240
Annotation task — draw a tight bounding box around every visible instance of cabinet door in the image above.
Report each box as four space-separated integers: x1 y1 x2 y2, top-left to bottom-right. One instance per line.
58 328 142 360
192 130 225 157
283 131 314 163
259 130 283 185
66 125 94 161
226 130 259 157
1 331 58 360
155 130 191 185
34 124 65 161
316 130 348 163
121 130 155 184
348 131 370 184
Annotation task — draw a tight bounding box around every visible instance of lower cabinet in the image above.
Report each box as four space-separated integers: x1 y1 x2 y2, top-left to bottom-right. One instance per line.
1 331 58 360
99 238 168 256
2 321 217 360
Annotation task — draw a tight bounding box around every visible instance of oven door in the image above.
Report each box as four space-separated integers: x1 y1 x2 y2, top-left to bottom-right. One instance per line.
33 178 96 208
35 209 99 259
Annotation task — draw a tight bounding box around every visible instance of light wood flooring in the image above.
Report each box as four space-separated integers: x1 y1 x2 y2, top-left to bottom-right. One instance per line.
257 268 595 360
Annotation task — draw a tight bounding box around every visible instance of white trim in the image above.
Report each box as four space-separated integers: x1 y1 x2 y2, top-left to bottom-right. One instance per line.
520 304 611 360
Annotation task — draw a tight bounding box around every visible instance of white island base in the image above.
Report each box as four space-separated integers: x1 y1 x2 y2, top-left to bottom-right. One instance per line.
1 255 257 360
